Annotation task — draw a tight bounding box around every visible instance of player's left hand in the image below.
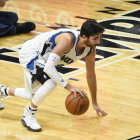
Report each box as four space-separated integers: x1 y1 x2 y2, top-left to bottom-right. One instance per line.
93 104 108 116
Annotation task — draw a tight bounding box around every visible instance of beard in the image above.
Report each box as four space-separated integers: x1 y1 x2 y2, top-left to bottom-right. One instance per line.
85 39 97 48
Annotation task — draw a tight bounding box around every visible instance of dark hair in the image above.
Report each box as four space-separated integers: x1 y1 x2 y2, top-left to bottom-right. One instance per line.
80 19 105 38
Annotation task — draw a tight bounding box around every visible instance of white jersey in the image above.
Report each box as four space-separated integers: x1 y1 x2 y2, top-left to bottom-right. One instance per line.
19 29 92 72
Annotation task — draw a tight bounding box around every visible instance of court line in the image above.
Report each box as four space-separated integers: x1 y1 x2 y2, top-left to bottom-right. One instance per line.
127 58 140 62
125 52 140 62
64 52 140 79
60 66 85 77
78 48 123 65
31 31 42 34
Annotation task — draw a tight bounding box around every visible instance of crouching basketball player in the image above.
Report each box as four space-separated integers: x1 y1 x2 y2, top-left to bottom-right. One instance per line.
0 19 108 132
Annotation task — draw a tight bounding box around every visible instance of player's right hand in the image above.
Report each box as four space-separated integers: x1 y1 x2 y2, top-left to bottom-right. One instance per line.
65 83 87 97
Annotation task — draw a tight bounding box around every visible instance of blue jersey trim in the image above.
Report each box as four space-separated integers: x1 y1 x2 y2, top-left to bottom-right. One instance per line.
49 31 76 50
75 35 81 56
86 48 92 57
27 56 39 70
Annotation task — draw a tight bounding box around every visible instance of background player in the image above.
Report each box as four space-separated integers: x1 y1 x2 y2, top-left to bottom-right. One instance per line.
0 0 36 37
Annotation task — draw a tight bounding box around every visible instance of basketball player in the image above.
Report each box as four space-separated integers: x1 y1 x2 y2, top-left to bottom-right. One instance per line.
0 19 108 132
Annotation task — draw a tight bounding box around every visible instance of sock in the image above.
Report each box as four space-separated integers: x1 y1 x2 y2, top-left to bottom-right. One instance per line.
1 87 9 96
6 88 10 95
29 105 37 111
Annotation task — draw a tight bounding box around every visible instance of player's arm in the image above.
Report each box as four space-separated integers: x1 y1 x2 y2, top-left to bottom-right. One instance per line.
85 49 108 116
0 0 6 7
44 33 87 97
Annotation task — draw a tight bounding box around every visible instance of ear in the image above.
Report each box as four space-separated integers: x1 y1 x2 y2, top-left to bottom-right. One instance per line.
82 35 88 41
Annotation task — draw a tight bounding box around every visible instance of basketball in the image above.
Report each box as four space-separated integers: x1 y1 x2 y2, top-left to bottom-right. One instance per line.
65 92 89 115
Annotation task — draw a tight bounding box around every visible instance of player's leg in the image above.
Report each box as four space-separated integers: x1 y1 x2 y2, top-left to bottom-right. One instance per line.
0 68 36 101
0 85 33 101
0 86 33 100
0 83 32 111
21 72 57 132
14 73 34 100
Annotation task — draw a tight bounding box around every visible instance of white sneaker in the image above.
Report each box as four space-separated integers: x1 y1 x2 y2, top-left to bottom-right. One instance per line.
0 101 4 110
0 84 7 98
21 106 42 132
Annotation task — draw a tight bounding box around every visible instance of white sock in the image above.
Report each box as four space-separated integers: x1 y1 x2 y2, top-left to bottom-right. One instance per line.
29 105 37 111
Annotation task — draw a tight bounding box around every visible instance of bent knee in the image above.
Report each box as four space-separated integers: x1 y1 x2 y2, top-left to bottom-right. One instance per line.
50 81 57 88
10 12 18 23
43 79 56 90
26 94 33 100
37 80 56 100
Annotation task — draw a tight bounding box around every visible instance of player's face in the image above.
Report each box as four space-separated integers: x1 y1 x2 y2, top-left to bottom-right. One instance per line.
85 33 101 48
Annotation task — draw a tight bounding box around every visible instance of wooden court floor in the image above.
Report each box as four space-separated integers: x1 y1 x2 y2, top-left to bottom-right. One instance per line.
0 0 140 140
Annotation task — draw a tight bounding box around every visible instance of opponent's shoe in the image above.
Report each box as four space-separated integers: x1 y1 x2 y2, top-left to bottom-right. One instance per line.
21 106 42 132
15 22 36 34
0 101 4 110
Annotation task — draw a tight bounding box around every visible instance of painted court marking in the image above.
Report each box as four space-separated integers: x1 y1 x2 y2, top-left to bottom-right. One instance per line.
63 52 140 79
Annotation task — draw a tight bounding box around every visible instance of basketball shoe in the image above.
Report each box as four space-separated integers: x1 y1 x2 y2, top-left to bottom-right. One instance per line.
15 22 36 34
0 84 9 110
0 84 8 98
21 106 42 132
0 101 4 110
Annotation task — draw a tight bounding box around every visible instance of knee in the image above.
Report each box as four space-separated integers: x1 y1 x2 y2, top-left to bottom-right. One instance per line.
32 80 57 106
10 12 18 23
50 80 57 89
23 90 33 101
43 79 57 91
26 93 33 101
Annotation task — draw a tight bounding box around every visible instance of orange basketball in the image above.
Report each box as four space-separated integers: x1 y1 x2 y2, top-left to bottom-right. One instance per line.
65 92 89 115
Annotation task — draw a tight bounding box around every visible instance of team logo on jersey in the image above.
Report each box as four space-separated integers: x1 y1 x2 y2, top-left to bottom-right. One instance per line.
60 55 74 64
43 74 47 79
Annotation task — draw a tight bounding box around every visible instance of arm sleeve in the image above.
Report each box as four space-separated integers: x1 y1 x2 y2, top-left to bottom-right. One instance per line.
43 52 68 88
